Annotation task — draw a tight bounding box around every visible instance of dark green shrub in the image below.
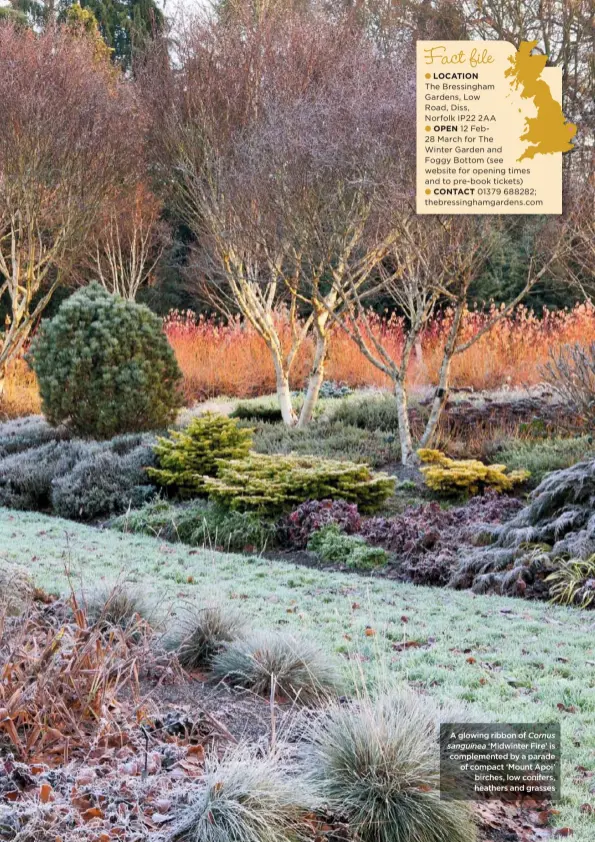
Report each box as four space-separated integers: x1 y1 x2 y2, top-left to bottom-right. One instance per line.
148 413 253 494
307 525 388 570
231 401 285 423
203 454 395 515
27 283 183 439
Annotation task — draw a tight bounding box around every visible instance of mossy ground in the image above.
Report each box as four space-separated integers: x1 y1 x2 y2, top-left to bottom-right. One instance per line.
1 507 594 840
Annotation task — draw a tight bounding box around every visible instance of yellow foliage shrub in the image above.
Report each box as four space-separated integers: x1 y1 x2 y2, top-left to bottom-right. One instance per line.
418 449 530 496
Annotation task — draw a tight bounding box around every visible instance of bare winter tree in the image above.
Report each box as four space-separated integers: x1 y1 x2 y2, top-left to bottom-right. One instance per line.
85 184 169 301
0 23 144 395
147 4 414 425
335 209 575 464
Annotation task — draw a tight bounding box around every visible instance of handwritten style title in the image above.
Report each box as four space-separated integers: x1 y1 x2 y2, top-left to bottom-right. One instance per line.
423 46 495 67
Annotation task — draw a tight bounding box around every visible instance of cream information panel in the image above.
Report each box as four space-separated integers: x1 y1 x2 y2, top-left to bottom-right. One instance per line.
416 40 576 214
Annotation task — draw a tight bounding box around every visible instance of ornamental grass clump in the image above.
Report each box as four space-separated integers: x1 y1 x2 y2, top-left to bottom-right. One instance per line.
203 453 394 515
27 283 182 439
148 413 253 494
172 605 247 670
85 582 154 633
168 748 312 842
212 631 343 704
418 448 529 496
308 689 476 842
0 564 34 617
546 555 595 608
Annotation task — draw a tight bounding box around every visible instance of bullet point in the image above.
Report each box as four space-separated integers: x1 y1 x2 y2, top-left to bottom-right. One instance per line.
425 73 431 79
425 189 431 195
425 126 432 132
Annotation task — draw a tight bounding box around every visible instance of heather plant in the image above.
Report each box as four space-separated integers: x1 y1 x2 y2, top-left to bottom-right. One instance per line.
27 283 182 439
231 399 297 424
286 499 362 548
327 393 402 431
0 440 92 510
148 413 253 494
212 631 343 704
0 415 69 458
497 435 595 486
418 448 530 496
0 432 157 519
51 434 157 520
307 689 476 842
307 525 388 570
253 421 401 467
203 454 395 515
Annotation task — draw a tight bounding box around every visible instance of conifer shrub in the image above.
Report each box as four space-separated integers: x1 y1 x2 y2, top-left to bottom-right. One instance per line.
203 454 395 516
148 413 253 494
27 283 183 439
418 448 529 496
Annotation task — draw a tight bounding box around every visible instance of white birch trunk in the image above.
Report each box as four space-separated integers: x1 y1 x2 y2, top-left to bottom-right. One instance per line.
272 356 297 426
395 378 414 465
298 332 327 428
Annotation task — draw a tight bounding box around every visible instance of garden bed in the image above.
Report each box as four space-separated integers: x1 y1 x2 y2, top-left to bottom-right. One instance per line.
1 508 594 841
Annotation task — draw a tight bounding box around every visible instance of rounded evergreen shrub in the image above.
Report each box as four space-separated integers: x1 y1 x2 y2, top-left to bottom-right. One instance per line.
27 283 183 439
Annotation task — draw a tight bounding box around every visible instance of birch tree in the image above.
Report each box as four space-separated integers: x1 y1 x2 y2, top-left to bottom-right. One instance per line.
149 3 413 424
336 211 574 464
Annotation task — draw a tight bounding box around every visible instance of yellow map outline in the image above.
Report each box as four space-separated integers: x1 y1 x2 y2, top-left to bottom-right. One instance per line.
505 40 576 161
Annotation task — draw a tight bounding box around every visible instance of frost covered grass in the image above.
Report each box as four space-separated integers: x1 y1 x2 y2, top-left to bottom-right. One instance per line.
1 508 594 840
